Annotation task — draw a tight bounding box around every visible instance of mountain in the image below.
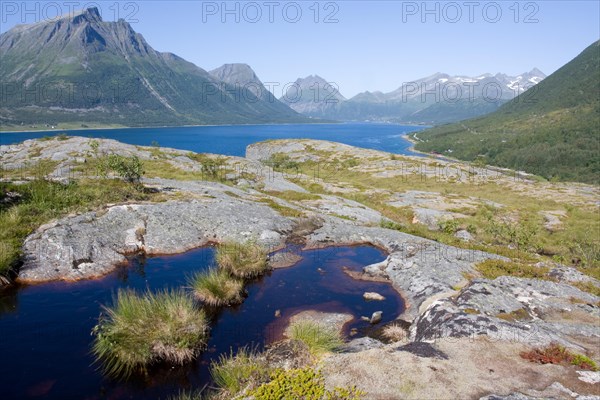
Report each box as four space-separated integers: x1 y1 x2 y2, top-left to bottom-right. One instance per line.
279 75 346 117
0 8 307 129
288 70 546 124
414 40 600 184
209 63 298 117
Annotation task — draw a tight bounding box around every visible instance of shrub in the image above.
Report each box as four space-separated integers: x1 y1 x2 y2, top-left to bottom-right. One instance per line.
216 241 268 279
520 343 598 371
439 219 460 235
484 213 539 250
99 154 145 184
475 259 549 280
189 268 244 306
249 367 364 400
380 219 403 231
91 289 209 379
288 320 343 357
266 153 299 171
210 347 272 395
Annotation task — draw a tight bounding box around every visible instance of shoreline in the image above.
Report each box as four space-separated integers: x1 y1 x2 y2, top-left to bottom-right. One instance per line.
0 121 428 135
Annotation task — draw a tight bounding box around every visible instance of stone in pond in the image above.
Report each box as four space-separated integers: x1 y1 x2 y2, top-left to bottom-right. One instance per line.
363 292 386 301
370 311 383 324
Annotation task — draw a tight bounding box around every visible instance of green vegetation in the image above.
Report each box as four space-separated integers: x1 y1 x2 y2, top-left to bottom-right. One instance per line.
475 259 550 280
98 154 145 184
188 268 244 306
415 40 600 184
572 281 600 297
91 289 209 379
265 153 300 171
216 241 268 279
288 320 343 357
521 343 599 371
258 198 305 218
189 154 228 181
0 179 155 277
264 190 321 202
210 347 271 395
249 367 364 400
496 308 531 322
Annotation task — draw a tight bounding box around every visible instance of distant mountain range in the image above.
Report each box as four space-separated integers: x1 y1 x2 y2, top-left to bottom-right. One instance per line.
414 40 599 184
282 70 546 124
0 6 555 132
0 8 308 129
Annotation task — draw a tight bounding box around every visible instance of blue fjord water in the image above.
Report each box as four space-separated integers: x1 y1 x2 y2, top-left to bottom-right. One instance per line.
0 123 425 157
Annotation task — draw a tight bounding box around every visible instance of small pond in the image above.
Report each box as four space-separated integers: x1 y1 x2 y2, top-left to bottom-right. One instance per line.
0 244 404 399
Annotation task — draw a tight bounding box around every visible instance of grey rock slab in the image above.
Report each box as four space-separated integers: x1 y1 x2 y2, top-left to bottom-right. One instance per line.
396 341 449 360
340 337 384 353
307 220 504 321
19 197 293 283
411 276 600 348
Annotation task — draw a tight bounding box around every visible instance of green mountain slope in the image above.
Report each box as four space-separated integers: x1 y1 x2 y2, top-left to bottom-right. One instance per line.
414 40 600 184
0 8 307 129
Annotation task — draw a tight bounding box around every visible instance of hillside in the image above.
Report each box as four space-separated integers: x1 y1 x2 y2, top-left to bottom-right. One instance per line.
414 40 600 184
0 8 307 130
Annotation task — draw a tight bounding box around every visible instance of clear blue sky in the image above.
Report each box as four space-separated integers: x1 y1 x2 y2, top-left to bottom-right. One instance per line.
1 1 598 97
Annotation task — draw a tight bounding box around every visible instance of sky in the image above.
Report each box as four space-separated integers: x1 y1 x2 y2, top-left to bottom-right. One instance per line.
1 1 599 97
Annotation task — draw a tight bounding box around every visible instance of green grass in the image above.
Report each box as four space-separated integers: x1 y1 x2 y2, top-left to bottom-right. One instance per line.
91 289 209 379
288 320 343 357
248 367 364 400
496 308 531 322
474 259 550 280
188 268 244 306
264 190 321 202
0 179 156 277
571 281 600 297
210 347 272 395
258 198 305 218
216 242 269 279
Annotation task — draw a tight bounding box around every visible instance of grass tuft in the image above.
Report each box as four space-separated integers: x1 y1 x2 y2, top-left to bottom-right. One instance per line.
475 259 549 280
189 268 244 306
288 320 343 357
381 324 408 343
216 241 268 279
210 346 272 395
91 289 209 379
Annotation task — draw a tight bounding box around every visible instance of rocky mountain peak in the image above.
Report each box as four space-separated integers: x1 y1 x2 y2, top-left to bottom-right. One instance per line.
209 63 260 86
71 7 103 25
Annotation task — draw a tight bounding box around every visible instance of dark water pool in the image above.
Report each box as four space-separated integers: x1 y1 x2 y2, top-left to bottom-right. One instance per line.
0 245 403 399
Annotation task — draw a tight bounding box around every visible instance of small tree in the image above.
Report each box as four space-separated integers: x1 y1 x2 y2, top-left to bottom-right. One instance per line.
99 154 144 185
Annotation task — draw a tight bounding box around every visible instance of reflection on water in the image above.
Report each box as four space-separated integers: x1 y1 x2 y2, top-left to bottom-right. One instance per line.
0 244 404 399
